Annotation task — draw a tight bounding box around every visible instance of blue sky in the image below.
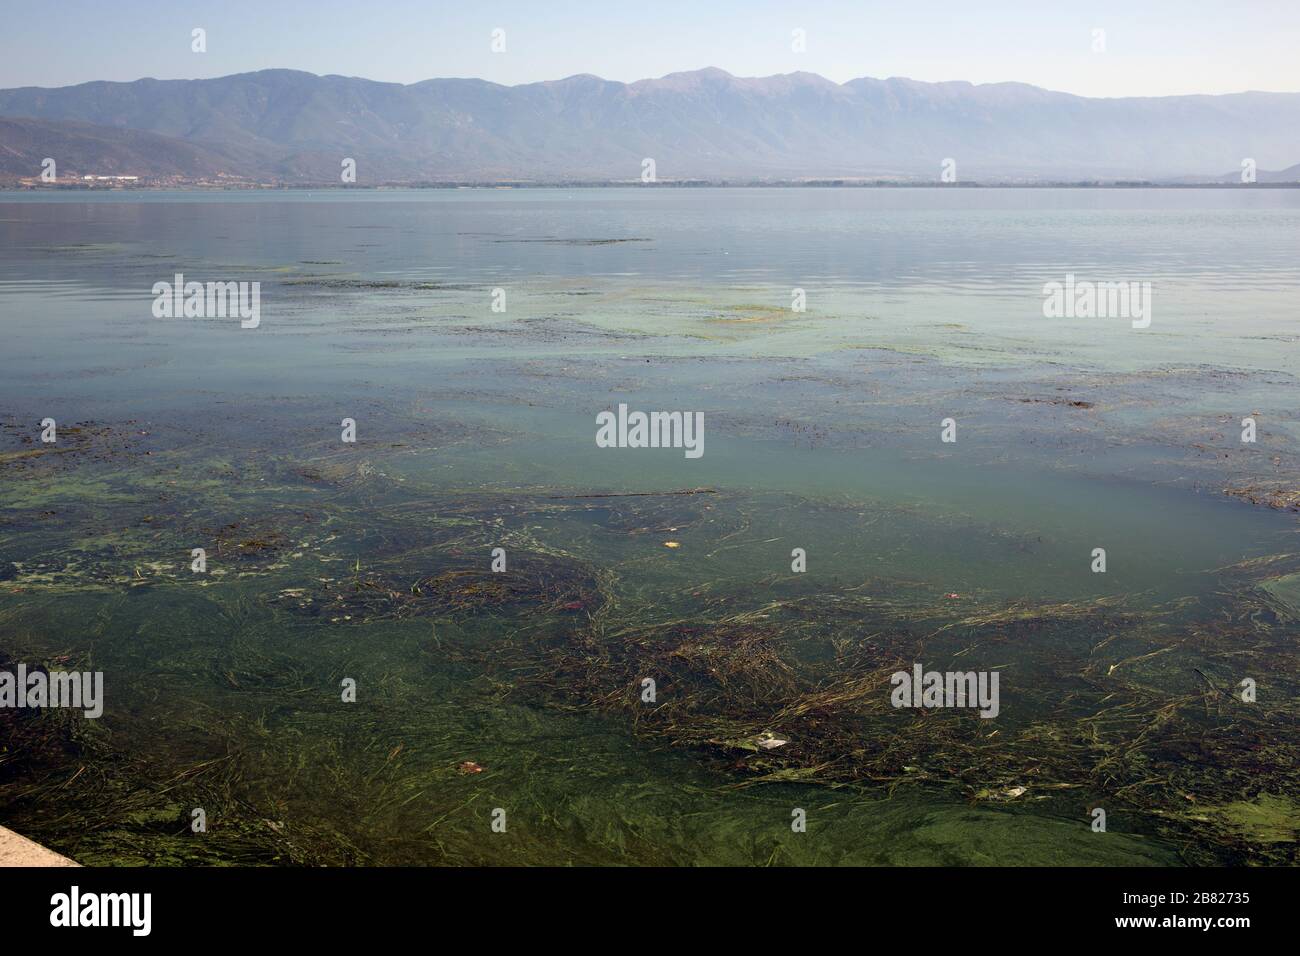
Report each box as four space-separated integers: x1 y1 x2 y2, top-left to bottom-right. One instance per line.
3 0 1297 96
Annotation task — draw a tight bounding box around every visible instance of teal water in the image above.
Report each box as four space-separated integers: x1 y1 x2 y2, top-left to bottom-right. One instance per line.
1 188 1298 865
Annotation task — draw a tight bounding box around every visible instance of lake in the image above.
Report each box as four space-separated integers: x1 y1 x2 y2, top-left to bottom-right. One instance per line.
1 187 1297 865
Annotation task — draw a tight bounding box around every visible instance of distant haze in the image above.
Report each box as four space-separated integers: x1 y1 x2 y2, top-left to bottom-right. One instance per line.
2 68 1298 183
4 0 1299 99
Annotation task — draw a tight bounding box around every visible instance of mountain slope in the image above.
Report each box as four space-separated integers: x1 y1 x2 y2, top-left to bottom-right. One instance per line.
1214 161 1300 183
1 68 1298 182
0 116 259 179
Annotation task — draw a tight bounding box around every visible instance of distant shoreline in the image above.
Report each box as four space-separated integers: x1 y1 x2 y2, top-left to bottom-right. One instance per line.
4 180 1299 191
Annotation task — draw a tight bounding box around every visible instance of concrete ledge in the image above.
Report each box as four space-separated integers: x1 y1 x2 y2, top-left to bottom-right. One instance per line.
0 825 79 867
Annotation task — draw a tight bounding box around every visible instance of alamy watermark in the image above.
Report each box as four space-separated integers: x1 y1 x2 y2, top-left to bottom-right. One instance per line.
50 886 150 936
1 663 103 718
890 664 1000 718
596 403 704 459
152 273 260 328
1042 273 1151 329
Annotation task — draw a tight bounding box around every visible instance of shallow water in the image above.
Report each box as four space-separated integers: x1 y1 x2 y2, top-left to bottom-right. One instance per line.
1 188 1297 865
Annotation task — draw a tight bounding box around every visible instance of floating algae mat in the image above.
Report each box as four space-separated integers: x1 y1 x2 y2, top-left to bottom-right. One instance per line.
1259 573 1300 618
3 189 1300 867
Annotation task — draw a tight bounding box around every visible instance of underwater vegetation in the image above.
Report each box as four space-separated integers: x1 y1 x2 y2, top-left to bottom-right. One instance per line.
2 422 1297 866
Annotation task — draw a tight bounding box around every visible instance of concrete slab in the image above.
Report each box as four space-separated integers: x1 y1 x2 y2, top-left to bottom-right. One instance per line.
0 825 79 867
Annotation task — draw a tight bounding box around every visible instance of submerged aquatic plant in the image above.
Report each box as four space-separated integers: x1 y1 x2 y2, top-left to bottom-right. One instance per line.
3 430 1299 865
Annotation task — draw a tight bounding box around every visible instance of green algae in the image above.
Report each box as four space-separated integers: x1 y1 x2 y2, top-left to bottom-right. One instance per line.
1199 794 1300 845
4 430 1297 866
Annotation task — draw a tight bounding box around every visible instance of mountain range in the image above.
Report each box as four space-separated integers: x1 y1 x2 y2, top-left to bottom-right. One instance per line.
1 68 1298 183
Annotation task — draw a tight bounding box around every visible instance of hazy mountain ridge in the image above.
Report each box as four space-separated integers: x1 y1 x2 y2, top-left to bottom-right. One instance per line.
1 68 1298 182
0 116 257 179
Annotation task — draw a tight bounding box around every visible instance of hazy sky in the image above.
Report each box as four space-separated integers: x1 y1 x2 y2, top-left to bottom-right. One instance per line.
3 0 1298 96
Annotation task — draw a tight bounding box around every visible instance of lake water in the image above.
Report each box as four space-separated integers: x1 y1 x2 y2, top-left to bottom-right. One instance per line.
1 188 1298 865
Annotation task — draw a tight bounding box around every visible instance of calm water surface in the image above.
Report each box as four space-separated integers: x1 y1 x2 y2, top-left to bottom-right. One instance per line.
1 188 1297 865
